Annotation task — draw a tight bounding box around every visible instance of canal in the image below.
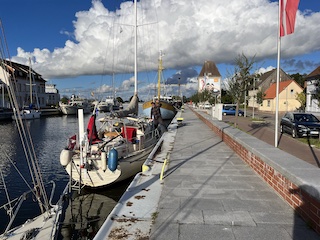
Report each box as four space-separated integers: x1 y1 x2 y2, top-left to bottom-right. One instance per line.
0 113 131 239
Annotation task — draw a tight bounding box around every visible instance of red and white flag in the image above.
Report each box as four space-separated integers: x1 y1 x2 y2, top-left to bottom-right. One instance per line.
280 0 300 37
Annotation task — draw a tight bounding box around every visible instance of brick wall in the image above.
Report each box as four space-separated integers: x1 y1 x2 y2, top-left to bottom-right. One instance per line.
193 109 320 235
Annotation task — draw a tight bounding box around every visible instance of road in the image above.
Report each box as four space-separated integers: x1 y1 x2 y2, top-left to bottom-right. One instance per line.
222 110 320 168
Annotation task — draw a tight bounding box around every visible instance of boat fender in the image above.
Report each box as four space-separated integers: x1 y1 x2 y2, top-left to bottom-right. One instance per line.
101 150 107 171
108 148 118 171
60 148 73 166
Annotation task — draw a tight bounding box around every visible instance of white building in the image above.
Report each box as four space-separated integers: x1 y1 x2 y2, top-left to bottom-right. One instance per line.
0 59 60 108
305 66 320 113
45 84 60 106
197 60 221 98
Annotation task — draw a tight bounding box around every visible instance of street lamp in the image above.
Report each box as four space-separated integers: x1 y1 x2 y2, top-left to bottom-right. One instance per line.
244 94 247 117
252 78 256 119
286 87 288 112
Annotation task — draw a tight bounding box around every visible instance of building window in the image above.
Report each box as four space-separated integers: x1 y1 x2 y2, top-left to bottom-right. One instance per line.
267 100 270 107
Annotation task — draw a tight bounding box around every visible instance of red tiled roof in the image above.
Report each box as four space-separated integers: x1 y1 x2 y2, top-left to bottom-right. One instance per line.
306 66 320 79
264 80 301 99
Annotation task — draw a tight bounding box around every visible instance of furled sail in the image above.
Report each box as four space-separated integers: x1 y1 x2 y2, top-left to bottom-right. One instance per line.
114 94 139 118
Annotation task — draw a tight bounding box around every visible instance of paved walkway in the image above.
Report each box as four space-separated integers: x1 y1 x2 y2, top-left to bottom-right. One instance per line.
150 106 319 240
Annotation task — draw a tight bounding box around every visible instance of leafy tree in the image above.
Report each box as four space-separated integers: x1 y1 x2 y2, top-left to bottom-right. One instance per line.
189 91 199 105
220 89 233 104
295 92 306 111
256 90 265 105
225 53 256 127
290 73 306 88
60 96 69 104
190 89 216 105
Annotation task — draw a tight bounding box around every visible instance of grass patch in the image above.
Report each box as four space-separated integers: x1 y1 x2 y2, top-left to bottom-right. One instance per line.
251 117 265 122
298 137 320 148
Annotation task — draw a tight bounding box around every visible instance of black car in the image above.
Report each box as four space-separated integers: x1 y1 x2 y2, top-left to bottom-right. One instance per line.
280 112 320 138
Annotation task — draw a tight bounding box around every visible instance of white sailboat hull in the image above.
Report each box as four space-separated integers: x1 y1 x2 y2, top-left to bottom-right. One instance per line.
97 103 111 112
59 96 92 115
64 138 157 188
60 105 91 115
61 112 161 188
11 109 41 120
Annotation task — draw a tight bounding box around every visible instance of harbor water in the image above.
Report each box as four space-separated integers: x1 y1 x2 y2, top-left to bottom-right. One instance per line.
0 112 131 239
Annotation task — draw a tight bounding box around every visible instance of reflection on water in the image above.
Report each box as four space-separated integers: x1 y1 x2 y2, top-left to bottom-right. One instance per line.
0 113 131 235
58 179 131 240
60 192 116 240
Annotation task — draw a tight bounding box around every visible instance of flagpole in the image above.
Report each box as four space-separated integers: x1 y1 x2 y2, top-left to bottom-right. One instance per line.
275 0 281 148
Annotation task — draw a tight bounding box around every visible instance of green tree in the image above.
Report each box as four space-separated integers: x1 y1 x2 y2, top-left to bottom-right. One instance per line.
225 53 256 127
256 90 265 105
60 96 69 104
220 89 233 104
295 92 306 111
290 73 306 88
189 91 199 105
190 89 216 106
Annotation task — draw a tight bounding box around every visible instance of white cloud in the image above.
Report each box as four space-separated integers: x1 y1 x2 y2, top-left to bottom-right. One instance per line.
10 0 320 85
255 66 275 75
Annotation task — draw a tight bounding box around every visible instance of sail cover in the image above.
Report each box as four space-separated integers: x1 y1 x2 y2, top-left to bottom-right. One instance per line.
114 94 139 118
87 114 99 144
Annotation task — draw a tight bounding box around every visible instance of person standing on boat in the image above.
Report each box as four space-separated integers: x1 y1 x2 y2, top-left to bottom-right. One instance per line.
151 100 166 132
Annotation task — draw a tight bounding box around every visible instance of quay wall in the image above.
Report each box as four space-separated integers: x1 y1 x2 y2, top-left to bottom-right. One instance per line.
192 107 320 235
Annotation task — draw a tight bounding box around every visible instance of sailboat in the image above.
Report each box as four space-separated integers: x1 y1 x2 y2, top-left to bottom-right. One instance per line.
142 51 177 120
59 0 162 188
100 74 122 112
11 58 41 120
0 24 68 239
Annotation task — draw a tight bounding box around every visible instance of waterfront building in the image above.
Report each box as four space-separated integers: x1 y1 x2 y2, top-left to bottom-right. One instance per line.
0 59 60 108
45 84 60 106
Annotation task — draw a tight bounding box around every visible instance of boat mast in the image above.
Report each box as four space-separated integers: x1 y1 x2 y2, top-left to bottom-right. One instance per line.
157 50 164 100
112 72 115 99
134 0 137 95
29 58 33 106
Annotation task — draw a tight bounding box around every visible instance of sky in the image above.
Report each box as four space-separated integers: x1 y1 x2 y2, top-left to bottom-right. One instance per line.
0 0 319 101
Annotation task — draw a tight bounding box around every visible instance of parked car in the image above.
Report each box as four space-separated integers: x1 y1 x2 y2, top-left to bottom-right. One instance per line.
203 103 212 109
222 105 244 116
280 112 320 138
198 103 212 109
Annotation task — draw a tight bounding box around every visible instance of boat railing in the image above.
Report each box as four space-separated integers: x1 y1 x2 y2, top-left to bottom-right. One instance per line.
0 181 61 235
